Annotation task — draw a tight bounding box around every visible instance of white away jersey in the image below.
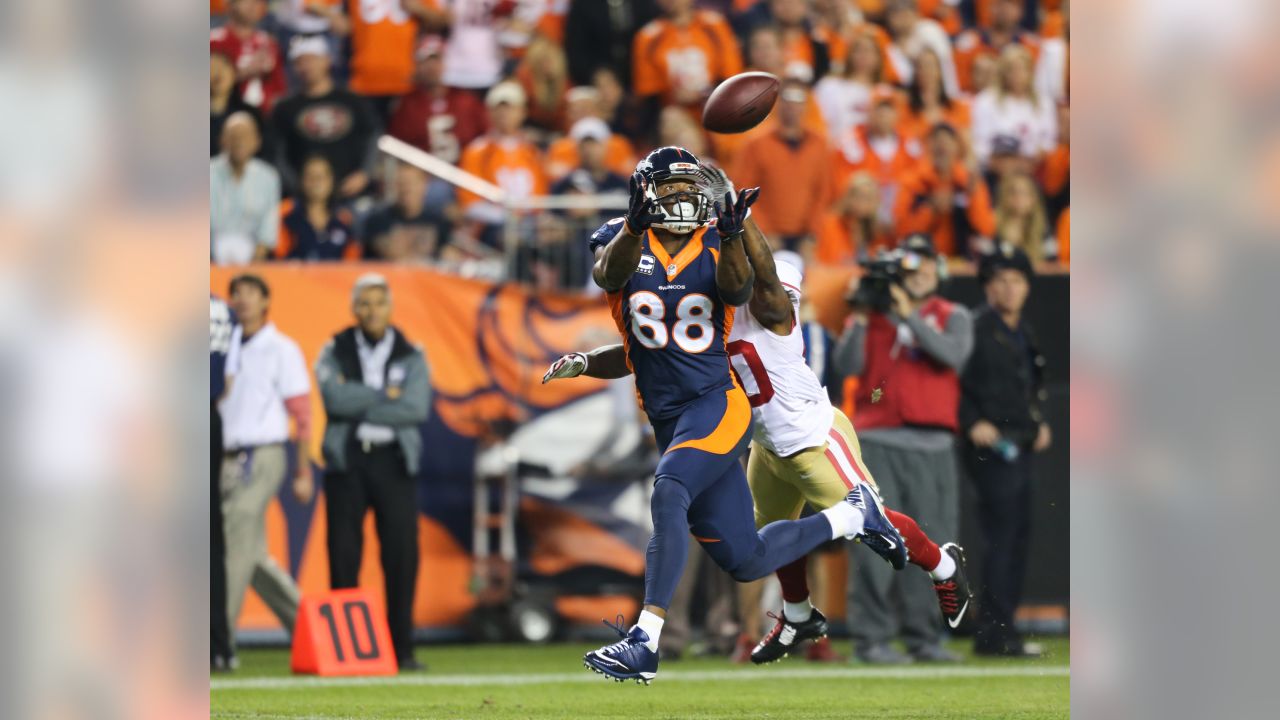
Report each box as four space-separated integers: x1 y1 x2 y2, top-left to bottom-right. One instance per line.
727 263 833 456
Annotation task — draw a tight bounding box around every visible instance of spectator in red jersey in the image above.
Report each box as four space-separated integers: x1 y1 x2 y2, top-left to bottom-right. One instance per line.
954 0 1042 94
209 0 287 113
387 35 489 165
271 37 379 199
971 44 1056 169
276 155 360 261
211 50 268 158
893 123 996 258
814 31 889 144
516 35 571 133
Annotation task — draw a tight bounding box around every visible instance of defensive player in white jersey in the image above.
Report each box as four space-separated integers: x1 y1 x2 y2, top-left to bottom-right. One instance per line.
545 172 972 663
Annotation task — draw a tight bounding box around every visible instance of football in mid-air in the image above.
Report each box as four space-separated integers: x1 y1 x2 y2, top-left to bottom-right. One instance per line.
701 71 780 134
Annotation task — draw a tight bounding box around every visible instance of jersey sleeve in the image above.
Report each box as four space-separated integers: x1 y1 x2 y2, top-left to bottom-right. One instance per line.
589 217 627 253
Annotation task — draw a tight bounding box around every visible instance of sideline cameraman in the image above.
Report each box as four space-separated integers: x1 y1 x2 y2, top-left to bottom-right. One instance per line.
832 234 974 664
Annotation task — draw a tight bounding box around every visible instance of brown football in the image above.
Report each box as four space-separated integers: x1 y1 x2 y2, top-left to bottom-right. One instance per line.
701 71 780 134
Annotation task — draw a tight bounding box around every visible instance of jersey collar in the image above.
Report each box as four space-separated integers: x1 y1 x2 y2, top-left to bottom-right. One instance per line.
647 226 708 281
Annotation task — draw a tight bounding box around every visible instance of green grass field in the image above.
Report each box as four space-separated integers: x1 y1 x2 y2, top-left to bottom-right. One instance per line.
211 636 1069 719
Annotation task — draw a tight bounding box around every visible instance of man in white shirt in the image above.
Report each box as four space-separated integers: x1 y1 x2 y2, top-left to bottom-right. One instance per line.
316 273 432 671
210 112 280 264
219 274 314 649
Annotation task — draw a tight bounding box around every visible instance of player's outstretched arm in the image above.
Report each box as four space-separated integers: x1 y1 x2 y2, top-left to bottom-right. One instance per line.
740 214 794 335
593 173 662 291
713 190 756 306
542 344 632 383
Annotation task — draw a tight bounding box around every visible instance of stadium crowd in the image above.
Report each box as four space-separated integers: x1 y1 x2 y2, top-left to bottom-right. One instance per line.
210 0 1070 281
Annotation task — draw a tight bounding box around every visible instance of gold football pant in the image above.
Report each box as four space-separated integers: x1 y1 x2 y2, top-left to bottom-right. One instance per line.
747 407 877 528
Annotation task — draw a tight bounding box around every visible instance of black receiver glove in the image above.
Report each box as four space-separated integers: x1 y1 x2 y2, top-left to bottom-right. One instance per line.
624 172 664 235
713 187 760 239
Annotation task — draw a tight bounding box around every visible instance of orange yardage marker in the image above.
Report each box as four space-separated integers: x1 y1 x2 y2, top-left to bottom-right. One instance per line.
291 589 397 676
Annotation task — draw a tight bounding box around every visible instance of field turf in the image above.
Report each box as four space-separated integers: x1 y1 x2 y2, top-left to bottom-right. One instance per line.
211 636 1069 719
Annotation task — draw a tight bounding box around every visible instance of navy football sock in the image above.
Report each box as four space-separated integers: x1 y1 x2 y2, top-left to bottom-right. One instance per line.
642 475 692 609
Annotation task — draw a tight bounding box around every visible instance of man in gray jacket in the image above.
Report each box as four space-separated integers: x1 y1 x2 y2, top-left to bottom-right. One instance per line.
316 273 431 671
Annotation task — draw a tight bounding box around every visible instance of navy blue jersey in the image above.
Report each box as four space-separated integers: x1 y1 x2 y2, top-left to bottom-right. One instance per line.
210 295 239 401
595 219 739 420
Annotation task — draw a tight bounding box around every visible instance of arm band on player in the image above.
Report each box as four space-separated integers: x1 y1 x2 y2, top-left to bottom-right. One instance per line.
284 394 313 443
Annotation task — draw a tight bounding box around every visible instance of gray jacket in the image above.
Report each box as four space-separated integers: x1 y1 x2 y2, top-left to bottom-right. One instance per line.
315 326 431 474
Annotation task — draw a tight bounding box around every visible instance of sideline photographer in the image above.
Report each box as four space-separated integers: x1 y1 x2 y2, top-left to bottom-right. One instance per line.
832 233 974 663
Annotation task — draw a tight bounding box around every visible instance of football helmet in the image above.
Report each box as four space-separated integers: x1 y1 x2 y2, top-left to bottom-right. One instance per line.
635 146 710 234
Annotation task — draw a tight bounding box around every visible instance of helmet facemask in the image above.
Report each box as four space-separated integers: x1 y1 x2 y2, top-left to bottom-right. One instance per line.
647 178 709 235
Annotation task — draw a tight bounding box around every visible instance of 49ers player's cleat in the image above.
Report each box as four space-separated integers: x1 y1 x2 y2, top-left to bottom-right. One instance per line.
749 608 830 665
933 543 973 628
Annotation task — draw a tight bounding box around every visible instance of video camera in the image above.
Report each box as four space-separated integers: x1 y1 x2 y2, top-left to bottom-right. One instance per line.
847 253 905 312
847 234 943 313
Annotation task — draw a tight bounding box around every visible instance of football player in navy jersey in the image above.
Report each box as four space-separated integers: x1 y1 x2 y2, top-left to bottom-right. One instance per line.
578 147 905 684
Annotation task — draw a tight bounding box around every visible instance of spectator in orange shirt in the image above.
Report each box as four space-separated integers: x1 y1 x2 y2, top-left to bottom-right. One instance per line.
731 80 832 253
815 172 895 266
893 123 996 258
458 82 548 244
386 35 489 165
515 36 571 134
546 90 638 181
331 0 447 124
954 0 1041 94
209 0 287 113
632 0 743 110
900 48 972 142
831 92 922 207
814 31 890 144
992 172 1049 261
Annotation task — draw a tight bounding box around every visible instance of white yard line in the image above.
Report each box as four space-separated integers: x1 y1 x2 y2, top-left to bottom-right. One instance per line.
212 665 1069 691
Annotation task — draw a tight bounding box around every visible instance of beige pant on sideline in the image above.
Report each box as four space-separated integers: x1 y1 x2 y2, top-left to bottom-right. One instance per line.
221 443 300 643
